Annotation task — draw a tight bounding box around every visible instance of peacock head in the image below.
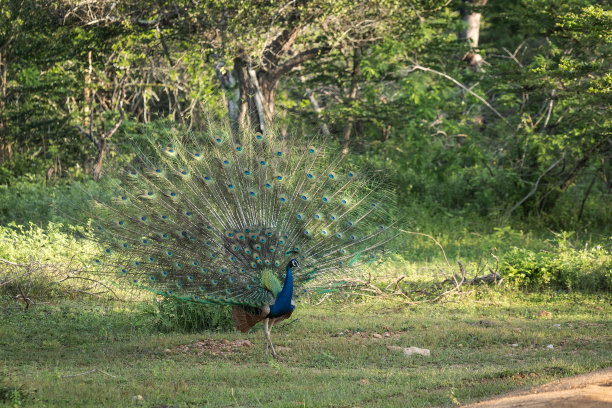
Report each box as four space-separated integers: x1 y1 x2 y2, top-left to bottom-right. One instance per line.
288 259 300 269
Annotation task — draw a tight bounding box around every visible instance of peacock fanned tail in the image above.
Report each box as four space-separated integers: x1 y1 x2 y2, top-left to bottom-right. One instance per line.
87 125 397 310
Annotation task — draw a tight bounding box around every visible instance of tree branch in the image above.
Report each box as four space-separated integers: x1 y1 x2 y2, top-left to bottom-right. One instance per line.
270 46 331 81
405 64 512 128
505 154 565 217
262 26 302 71
75 124 100 149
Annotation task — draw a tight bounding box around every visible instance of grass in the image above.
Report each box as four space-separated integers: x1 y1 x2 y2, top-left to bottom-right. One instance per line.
1 290 610 407
1 200 610 407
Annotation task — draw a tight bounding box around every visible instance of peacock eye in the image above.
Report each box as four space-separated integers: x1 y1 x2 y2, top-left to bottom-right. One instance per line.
89 128 396 350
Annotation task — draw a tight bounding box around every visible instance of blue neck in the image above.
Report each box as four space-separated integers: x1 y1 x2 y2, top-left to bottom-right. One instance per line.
268 266 295 318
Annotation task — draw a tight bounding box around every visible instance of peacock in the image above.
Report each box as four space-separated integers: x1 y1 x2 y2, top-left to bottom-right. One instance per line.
86 124 395 357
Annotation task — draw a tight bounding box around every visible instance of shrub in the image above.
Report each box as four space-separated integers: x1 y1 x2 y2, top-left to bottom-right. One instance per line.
500 242 612 292
0 179 112 227
149 297 234 333
0 222 102 301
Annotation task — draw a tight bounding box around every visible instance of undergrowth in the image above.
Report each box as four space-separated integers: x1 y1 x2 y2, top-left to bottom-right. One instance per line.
1 182 610 333
501 244 612 291
147 298 234 333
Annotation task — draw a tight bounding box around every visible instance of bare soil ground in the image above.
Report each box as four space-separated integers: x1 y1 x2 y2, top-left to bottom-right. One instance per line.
463 367 612 407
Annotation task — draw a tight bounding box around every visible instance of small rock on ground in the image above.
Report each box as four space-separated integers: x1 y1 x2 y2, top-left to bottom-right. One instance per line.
386 345 430 356
404 346 430 357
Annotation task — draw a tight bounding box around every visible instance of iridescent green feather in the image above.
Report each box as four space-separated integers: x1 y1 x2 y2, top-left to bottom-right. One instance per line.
84 124 397 308
260 270 283 297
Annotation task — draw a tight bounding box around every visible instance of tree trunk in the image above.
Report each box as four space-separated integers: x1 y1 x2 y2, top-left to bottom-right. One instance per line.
92 137 107 181
249 68 268 132
342 48 362 155
215 24 332 134
301 75 330 137
84 51 93 139
0 50 7 165
460 0 487 71
229 59 282 135
215 59 242 134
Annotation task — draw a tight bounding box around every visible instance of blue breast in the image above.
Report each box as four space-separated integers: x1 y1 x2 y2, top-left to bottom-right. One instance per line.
268 267 294 318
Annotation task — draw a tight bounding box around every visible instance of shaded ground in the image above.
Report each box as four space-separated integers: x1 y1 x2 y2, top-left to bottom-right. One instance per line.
464 367 612 407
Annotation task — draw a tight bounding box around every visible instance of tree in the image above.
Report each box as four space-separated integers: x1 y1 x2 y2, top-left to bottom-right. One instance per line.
61 0 446 133
459 0 487 70
481 2 611 220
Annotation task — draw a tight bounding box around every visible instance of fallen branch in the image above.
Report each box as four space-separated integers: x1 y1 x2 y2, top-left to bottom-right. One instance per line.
15 285 33 309
0 258 28 267
58 275 120 300
323 231 504 305
469 271 503 285
444 271 502 286
1 257 121 304
0 259 32 288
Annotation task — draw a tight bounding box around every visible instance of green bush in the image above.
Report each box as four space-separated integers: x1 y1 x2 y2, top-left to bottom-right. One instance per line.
500 242 612 292
0 222 97 264
0 179 112 227
0 222 102 300
149 297 234 333
0 385 28 406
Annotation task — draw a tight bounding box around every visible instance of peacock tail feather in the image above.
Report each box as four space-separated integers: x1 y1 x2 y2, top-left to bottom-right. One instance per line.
86 124 397 309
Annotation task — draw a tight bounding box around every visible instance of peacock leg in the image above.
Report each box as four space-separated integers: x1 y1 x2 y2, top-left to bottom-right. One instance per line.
263 319 269 354
263 318 277 358
267 320 274 354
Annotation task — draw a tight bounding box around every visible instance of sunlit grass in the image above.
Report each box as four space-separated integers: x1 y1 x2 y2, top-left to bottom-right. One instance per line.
1 220 610 407
1 289 611 407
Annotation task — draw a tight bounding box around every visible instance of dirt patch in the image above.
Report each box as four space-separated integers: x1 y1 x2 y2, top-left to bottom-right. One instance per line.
166 339 253 356
463 367 612 407
332 330 401 339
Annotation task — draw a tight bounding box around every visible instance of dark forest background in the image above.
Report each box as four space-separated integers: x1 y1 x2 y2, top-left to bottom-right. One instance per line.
0 0 610 232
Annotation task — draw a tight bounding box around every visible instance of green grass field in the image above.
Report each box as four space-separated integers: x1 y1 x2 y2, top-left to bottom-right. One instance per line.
1 219 610 407
1 289 610 407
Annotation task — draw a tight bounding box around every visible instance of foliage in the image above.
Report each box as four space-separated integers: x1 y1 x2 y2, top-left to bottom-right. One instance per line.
0 222 90 264
0 0 610 229
0 179 111 227
478 2 611 223
501 236 612 292
148 298 234 333
0 385 28 407
0 222 102 300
